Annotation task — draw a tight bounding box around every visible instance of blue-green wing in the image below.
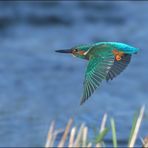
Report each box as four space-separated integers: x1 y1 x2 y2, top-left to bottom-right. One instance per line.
80 48 114 105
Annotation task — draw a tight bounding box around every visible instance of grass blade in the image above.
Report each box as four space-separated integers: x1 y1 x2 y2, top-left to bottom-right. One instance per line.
82 126 88 147
100 113 107 133
45 121 55 148
74 123 85 147
58 118 73 147
110 118 117 148
95 127 109 144
128 112 138 146
128 106 145 147
68 127 76 147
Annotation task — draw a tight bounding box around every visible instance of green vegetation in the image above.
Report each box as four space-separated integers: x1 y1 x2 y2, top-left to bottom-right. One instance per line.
45 106 145 147
110 118 117 148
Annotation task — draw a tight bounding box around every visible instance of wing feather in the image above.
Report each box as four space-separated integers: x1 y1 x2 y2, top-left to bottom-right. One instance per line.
80 45 114 105
106 54 131 81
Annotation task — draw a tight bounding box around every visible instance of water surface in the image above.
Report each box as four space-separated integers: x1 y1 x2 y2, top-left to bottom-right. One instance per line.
0 1 148 147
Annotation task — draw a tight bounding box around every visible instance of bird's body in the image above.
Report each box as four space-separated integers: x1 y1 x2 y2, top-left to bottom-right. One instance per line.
56 42 139 105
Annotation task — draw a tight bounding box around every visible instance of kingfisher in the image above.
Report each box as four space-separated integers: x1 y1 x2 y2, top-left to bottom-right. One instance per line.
55 42 139 105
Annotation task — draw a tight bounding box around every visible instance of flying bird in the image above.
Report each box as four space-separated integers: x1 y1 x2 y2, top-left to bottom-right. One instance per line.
55 42 139 105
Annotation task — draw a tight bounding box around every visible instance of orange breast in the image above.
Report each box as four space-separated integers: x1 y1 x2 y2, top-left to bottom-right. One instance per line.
78 50 85 55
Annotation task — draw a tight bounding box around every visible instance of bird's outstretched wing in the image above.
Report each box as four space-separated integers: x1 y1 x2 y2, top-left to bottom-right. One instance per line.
106 54 131 81
80 45 114 105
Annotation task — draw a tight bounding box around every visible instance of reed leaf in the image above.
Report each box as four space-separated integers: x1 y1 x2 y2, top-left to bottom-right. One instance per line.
128 112 138 146
128 106 145 147
110 118 117 148
95 127 109 144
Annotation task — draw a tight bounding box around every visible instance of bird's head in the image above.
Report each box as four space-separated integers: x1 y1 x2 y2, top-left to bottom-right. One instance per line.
55 45 90 59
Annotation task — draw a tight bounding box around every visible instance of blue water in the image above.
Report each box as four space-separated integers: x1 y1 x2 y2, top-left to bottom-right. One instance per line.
0 1 148 147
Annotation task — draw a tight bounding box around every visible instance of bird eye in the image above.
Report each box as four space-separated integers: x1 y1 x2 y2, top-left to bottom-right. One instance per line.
73 49 78 52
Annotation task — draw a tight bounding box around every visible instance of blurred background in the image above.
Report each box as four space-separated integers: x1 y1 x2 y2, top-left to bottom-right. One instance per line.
0 1 148 147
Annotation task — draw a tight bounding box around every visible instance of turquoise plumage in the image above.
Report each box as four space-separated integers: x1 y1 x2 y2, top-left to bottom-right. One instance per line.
56 42 139 105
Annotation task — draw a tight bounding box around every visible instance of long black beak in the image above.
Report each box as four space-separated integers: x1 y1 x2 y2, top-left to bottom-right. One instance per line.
55 49 72 54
